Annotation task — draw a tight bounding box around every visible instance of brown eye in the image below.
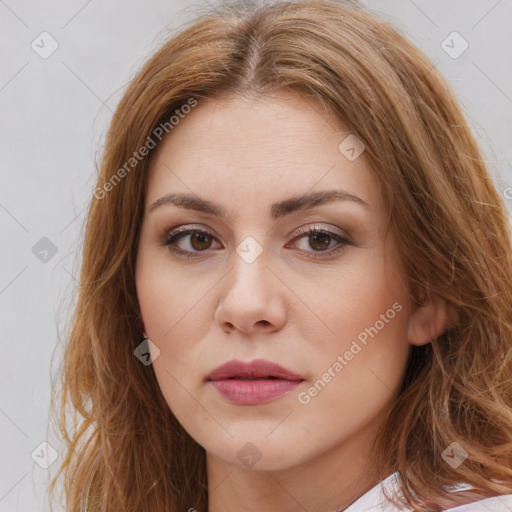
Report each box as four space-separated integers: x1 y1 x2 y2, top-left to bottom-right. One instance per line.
288 225 351 259
189 232 213 250
162 227 222 258
308 232 332 251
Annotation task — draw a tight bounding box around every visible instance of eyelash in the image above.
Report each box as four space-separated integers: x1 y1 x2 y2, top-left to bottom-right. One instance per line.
161 224 351 260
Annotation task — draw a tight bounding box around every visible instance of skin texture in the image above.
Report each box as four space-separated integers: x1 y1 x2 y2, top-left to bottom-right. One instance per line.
135 92 451 512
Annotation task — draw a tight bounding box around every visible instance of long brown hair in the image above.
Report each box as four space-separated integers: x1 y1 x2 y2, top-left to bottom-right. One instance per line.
49 1 512 510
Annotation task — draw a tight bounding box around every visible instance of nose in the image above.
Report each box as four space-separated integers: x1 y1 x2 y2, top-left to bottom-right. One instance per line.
214 251 287 335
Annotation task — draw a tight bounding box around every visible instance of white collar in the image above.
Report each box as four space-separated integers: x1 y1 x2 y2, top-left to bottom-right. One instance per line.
343 472 404 512
342 471 512 511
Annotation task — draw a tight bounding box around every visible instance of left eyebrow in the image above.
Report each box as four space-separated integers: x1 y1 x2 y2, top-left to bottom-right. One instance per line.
148 189 369 219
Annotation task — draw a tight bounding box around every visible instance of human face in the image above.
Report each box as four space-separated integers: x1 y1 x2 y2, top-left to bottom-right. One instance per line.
135 92 414 472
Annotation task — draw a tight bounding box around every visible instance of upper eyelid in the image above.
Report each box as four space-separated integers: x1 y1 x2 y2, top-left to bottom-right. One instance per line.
164 223 347 240
293 223 349 239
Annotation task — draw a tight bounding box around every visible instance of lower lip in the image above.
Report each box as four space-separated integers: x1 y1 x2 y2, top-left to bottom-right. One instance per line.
209 379 303 405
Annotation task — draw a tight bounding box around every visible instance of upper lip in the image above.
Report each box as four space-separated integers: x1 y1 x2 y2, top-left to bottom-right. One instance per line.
207 359 304 381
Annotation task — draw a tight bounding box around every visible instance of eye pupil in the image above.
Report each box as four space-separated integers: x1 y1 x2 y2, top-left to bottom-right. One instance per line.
191 232 212 250
309 232 331 251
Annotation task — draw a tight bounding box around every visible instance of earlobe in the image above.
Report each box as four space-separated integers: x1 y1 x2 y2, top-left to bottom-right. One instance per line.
407 293 457 346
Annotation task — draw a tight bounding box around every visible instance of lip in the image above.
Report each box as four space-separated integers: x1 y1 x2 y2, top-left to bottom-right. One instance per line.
207 359 305 405
207 359 304 381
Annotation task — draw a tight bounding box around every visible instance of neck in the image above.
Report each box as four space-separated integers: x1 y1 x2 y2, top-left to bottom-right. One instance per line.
206 418 389 512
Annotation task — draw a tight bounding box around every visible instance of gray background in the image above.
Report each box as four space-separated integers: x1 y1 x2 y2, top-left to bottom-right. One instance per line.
1 0 511 510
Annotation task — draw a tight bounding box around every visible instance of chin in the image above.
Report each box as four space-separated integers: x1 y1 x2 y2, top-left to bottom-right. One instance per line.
204 433 312 472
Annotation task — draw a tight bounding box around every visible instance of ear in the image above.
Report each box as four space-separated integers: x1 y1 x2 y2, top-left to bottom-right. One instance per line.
408 292 458 346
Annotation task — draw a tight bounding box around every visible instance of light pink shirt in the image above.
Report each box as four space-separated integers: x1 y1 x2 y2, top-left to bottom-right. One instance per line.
344 472 512 511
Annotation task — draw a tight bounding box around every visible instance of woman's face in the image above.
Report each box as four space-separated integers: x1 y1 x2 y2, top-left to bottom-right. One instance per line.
135 92 417 472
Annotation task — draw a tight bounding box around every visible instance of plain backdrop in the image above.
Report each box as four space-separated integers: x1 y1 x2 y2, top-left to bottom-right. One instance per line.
1 0 511 510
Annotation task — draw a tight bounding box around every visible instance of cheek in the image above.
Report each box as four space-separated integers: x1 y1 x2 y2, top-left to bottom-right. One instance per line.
136 248 214 341
135 249 224 415
294 256 410 438
296 249 411 418
302 248 407 351
135 253 215 422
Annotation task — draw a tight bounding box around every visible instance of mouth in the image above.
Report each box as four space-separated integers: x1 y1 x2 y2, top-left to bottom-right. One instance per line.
207 359 305 405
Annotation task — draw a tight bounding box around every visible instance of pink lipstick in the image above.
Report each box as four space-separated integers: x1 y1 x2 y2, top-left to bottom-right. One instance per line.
207 359 304 405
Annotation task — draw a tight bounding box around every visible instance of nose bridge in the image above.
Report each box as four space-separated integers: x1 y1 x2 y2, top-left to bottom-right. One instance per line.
228 240 271 301
215 237 286 333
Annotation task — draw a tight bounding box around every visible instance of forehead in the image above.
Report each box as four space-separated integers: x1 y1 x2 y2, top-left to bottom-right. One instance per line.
145 92 383 217
152 92 347 164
